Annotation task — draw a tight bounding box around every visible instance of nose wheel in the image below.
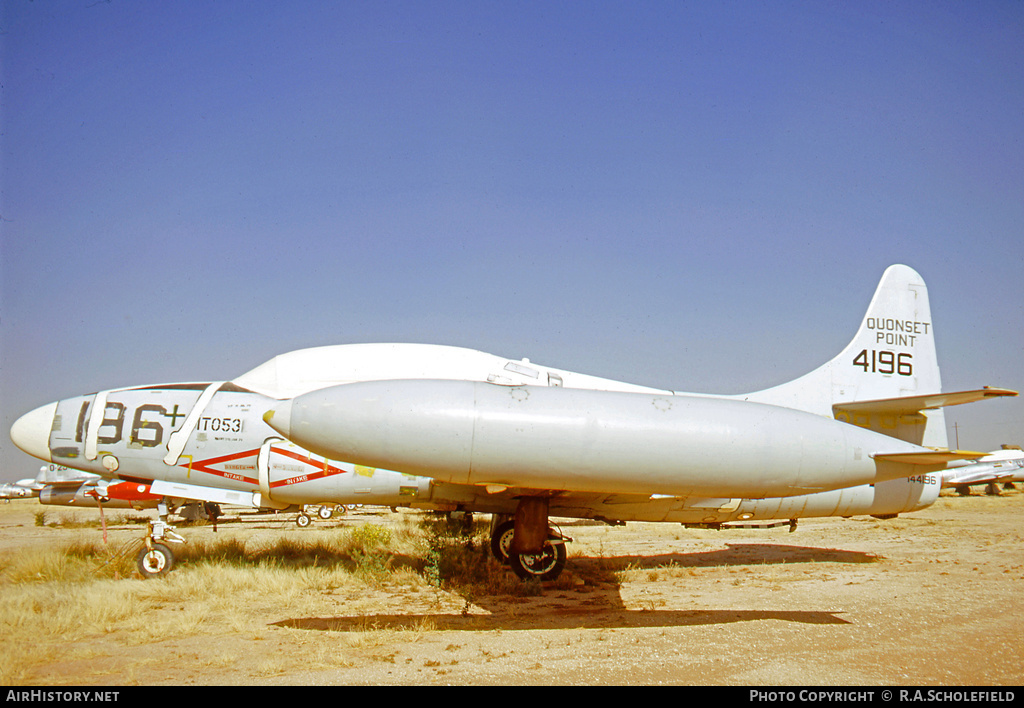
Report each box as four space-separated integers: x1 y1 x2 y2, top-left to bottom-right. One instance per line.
136 542 174 578
136 502 185 579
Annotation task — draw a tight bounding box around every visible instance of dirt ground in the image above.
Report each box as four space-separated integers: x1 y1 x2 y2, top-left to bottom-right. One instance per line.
2 487 1022 686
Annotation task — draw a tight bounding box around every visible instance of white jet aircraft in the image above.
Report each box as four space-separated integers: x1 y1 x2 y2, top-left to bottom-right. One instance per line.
941 446 1024 495
9 265 1016 579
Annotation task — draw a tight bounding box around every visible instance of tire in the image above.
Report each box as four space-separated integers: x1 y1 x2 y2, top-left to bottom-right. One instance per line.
317 506 334 520
137 543 174 578
508 537 567 582
490 519 516 565
296 513 312 528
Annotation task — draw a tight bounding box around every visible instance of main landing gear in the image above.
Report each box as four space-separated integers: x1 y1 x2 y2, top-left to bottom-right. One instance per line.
136 502 185 579
489 498 571 582
296 503 356 527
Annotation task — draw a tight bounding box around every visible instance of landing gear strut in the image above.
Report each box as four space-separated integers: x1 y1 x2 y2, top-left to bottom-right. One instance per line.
489 505 570 582
136 501 185 579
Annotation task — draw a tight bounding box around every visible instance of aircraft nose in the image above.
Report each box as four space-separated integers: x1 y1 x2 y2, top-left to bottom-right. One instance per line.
10 402 57 462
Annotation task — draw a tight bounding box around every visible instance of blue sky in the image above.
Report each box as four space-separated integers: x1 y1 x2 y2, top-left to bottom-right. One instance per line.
1 1 1022 480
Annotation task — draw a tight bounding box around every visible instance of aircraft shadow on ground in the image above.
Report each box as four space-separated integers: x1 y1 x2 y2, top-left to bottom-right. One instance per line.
590 543 883 571
273 543 869 633
273 608 850 633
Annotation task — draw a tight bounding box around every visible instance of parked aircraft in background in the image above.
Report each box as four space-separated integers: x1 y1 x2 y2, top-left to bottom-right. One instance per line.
0 463 164 509
0 480 35 500
1 464 95 501
941 446 1024 495
9 265 1017 579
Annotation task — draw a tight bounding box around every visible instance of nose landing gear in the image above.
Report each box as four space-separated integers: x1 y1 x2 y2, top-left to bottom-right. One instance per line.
137 540 175 577
136 502 185 579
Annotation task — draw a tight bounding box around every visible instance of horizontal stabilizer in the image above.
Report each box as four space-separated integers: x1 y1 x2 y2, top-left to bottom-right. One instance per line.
834 387 1017 416
872 450 988 465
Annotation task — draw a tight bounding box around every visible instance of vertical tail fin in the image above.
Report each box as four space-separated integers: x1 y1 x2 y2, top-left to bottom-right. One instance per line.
739 264 947 447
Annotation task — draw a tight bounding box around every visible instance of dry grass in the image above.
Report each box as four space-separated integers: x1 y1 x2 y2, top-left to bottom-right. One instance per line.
0 510 542 684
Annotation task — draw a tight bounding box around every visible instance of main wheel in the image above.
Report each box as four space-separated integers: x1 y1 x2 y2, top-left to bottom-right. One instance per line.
509 537 567 582
490 519 516 564
296 513 312 528
137 543 174 578
317 505 334 520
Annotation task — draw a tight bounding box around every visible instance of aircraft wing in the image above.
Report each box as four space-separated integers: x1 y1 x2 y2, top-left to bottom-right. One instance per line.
942 467 1019 487
149 479 264 509
39 479 100 489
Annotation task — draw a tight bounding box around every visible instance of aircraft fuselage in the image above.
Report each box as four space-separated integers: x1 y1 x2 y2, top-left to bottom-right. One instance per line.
13 380 942 525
